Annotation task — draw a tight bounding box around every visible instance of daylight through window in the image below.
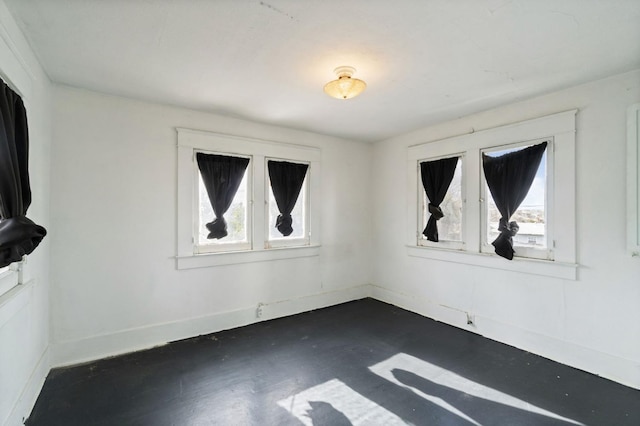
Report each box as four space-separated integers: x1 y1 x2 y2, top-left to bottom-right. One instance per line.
177 128 321 269
267 175 308 242
481 140 551 260
419 157 463 247
406 110 576 277
197 168 250 250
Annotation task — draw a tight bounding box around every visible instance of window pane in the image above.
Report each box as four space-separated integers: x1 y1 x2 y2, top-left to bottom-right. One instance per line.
421 158 463 241
486 146 546 248
198 170 248 246
268 178 306 240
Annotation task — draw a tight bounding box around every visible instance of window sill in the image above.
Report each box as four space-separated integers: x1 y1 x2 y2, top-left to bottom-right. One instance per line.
406 245 577 280
0 278 33 329
418 240 465 251
0 266 19 298
176 245 321 269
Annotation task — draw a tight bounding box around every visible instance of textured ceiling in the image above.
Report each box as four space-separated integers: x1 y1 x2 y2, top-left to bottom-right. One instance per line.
5 0 640 142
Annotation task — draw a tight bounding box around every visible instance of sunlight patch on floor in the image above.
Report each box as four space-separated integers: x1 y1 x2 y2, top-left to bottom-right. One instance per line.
278 352 584 425
277 378 407 426
369 353 583 425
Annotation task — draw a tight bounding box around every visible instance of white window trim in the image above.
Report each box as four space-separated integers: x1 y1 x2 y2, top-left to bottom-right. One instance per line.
407 110 577 280
479 137 554 261
176 128 321 269
406 246 577 280
416 153 466 251
0 65 37 299
627 103 640 257
265 157 311 249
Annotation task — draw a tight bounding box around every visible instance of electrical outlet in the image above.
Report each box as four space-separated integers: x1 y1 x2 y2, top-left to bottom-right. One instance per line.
466 313 475 326
256 303 265 319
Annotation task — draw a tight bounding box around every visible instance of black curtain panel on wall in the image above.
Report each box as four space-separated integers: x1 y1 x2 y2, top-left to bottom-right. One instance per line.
482 141 547 260
196 153 250 239
420 157 459 242
0 80 47 268
268 160 308 237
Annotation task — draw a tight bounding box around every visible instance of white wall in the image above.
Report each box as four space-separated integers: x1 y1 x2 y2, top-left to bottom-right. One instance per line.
372 69 640 389
49 86 372 365
49 71 640 390
0 1 52 425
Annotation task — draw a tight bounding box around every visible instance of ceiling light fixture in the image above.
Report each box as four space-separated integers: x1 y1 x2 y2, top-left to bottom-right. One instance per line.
323 66 367 100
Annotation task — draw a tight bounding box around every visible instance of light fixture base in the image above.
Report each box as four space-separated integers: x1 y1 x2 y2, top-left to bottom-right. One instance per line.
333 66 356 78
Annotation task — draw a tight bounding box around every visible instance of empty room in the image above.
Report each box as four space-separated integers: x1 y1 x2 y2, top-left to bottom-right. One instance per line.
1 1 639 425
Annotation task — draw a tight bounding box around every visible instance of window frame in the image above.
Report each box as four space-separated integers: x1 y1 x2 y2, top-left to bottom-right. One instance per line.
407 110 577 280
193 150 253 254
416 153 466 251
265 157 311 249
0 76 29 298
479 137 554 261
0 265 18 297
177 129 321 269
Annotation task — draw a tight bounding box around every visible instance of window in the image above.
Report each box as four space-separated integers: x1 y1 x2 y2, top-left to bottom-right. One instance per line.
480 140 552 260
177 129 320 269
0 78 46 296
407 110 577 279
417 155 464 250
195 152 251 254
266 159 310 248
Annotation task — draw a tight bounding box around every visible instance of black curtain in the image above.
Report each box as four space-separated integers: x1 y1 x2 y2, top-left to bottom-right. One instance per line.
482 141 547 260
0 80 46 268
268 160 308 236
420 157 459 242
196 153 249 239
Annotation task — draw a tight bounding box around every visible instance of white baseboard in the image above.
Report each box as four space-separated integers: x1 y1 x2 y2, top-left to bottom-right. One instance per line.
258 284 371 321
52 284 371 368
370 284 640 390
4 347 49 426
50 283 639 392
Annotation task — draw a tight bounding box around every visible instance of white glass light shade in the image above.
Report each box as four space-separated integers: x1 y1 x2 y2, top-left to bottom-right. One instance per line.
323 66 367 99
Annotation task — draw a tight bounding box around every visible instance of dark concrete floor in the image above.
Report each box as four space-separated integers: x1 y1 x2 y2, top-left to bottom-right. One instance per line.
27 299 640 425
